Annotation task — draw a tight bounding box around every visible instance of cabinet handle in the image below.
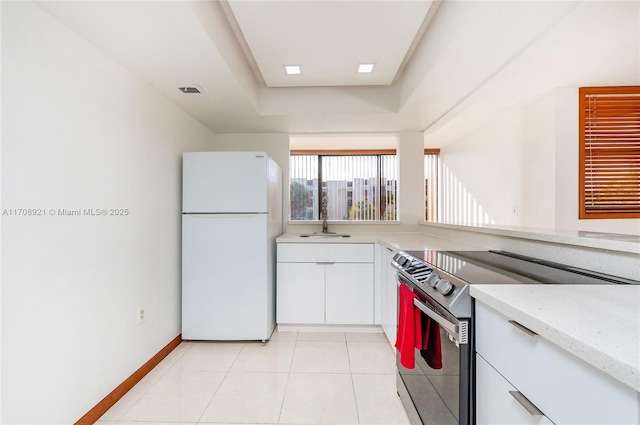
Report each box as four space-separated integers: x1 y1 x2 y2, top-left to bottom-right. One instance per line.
508 320 538 337
316 262 335 265
508 391 544 417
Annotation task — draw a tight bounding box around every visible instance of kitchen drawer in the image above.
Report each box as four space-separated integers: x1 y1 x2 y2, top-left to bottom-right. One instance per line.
476 354 553 425
277 243 373 263
475 301 639 424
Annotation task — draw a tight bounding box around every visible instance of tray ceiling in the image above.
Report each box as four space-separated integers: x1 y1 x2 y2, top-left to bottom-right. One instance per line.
224 0 435 87
31 1 635 145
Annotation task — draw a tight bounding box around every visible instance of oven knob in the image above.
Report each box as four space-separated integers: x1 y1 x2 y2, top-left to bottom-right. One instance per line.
437 279 455 296
426 274 440 288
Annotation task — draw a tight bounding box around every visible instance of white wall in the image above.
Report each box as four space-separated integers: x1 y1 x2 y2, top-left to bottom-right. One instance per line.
431 0 640 236
437 110 523 227
214 133 290 176
437 88 640 235
518 92 556 228
1 3 215 423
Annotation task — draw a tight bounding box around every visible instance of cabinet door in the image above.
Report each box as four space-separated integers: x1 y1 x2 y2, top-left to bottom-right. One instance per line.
476 354 553 425
325 263 374 324
277 263 325 324
382 248 398 346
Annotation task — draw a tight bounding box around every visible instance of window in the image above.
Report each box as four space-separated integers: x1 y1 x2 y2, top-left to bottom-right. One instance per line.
424 149 440 222
289 151 397 221
579 86 640 219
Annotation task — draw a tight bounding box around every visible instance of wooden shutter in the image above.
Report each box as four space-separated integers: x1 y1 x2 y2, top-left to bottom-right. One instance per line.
579 86 640 219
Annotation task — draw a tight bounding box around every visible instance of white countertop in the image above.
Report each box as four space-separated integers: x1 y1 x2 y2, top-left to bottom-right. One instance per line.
471 284 640 392
277 232 483 251
421 222 640 255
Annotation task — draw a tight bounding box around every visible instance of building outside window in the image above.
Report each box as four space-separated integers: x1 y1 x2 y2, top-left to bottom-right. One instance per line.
289 151 398 222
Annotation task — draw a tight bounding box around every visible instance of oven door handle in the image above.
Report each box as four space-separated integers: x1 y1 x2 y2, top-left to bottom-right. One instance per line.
413 298 459 340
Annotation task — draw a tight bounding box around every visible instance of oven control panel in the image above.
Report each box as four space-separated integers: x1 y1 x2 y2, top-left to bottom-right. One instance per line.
391 251 471 318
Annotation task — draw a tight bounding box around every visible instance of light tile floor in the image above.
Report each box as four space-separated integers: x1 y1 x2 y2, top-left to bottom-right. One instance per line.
97 330 410 425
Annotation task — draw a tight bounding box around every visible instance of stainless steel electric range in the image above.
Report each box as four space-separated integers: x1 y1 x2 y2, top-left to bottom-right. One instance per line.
391 249 638 425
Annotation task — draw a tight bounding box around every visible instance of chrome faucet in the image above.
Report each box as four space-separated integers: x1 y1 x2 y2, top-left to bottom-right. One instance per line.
321 195 329 233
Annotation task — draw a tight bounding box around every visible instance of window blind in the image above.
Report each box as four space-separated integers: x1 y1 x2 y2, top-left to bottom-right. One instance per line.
579 86 640 219
424 150 440 222
289 151 398 221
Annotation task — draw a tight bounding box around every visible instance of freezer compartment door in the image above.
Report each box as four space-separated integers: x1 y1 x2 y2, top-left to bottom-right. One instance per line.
182 213 274 340
183 152 269 213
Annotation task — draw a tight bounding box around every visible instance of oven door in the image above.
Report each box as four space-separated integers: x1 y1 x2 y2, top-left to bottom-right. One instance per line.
396 277 472 425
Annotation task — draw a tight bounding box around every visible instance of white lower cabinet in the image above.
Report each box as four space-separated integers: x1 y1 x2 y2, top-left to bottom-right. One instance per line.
475 301 639 425
325 263 373 324
476 354 553 425
277 243 374 325
381 247 398 347
276 262 325 324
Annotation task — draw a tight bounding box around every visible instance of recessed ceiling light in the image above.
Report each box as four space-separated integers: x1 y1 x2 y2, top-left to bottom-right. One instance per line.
357 63 375 74
284 65 302 75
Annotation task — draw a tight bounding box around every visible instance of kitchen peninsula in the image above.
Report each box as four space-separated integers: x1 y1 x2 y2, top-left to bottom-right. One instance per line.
276 226 640 404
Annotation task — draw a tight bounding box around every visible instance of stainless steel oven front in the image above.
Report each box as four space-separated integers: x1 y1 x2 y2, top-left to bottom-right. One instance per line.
395 272 473 425
391 248 638 425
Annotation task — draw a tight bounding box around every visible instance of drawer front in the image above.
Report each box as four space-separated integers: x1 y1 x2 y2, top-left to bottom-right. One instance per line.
475 301 541 397
277 243 373 263
476 354 553 425
475 301 639 425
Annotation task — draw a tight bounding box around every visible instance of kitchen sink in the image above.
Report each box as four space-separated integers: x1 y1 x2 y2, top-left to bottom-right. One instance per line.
299 233 351 238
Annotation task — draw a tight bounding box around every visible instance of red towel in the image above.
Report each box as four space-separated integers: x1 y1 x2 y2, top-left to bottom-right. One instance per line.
419 314 443 370
395 284 422 369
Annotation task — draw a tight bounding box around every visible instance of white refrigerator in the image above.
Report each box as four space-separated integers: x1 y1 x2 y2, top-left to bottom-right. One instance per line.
181 151 282 341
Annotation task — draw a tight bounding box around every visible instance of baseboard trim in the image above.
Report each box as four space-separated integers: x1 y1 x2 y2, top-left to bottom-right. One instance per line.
277 324 383 333
75 334 182 425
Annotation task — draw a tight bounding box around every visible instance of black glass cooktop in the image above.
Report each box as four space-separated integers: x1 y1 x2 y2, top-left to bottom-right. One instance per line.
405 250 639 285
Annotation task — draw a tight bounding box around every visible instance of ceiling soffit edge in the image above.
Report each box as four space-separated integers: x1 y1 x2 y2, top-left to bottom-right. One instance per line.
257 84 401 116
186 0 261 110
393 0 442 83
218 0 265 88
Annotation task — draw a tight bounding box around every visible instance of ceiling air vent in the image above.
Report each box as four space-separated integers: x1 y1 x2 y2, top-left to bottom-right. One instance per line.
178 86 201 94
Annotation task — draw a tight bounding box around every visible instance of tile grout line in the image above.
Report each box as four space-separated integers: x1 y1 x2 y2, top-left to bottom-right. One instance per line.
194 341 247 424
346 339 363 425
276 331 300 424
